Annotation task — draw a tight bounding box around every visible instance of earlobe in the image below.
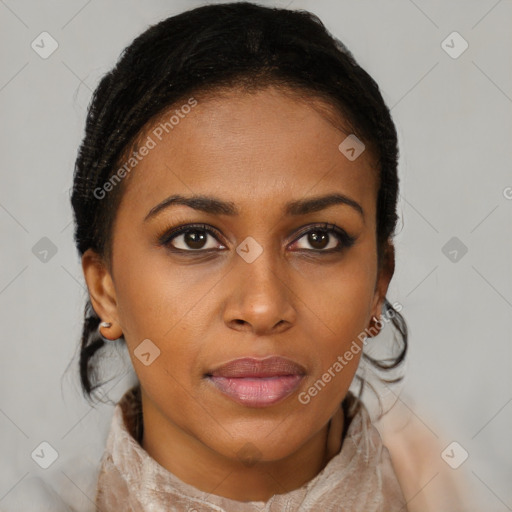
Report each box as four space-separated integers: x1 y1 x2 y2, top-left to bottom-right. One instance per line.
81 249 119 324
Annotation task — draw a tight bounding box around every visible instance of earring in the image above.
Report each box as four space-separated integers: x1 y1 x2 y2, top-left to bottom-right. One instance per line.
98 321 114 340
367 315 383 338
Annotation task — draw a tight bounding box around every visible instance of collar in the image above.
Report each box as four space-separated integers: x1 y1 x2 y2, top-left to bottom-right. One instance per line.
96 385 407 511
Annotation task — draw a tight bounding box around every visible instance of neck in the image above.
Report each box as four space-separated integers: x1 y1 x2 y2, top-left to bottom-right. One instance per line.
140 391 344 502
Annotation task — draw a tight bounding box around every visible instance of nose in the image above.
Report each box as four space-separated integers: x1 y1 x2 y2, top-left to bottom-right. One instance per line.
223 243 297 336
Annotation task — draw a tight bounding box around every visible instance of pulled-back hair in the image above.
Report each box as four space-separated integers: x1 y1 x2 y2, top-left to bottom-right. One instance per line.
71 1 407 402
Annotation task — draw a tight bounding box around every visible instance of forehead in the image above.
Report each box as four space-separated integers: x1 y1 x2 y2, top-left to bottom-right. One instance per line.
116 86 378 221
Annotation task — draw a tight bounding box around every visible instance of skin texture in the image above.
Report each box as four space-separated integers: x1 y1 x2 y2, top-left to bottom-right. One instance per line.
82 86 394 501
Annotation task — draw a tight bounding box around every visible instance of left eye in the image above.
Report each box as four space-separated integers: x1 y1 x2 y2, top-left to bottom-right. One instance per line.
292 225 355 252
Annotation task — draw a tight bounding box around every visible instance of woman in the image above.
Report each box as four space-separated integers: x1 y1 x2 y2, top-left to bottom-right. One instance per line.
70 2 464 511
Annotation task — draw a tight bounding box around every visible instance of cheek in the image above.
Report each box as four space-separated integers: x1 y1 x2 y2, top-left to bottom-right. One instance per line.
113 247 196 340
295 253 376 337
294 255 376 386
112 249 214 387
113 260 202 417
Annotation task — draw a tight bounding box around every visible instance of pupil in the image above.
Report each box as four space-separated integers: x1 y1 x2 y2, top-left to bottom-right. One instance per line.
185 230 206 249
309 231 328 249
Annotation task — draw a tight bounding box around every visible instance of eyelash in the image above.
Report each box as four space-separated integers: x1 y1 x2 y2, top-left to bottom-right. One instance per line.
157 222 356 255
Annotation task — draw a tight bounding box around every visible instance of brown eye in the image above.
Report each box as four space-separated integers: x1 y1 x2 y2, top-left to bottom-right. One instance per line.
162 224 225 252
179 229 209 250
295 230 338 251
291 224 356 253
306 231 331 250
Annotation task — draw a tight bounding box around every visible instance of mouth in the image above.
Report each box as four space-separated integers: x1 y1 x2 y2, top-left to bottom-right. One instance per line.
204 356 306 408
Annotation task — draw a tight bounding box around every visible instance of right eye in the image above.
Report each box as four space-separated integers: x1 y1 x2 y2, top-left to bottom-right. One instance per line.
159 224 226 252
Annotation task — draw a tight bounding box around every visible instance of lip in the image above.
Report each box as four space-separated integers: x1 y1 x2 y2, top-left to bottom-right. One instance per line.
207 356 306 378
205 356 306 408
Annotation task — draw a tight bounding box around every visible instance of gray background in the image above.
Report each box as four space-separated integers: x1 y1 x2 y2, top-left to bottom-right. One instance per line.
0 0 511 510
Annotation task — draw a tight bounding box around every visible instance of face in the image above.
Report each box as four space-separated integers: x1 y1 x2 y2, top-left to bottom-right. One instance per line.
83 86 393 466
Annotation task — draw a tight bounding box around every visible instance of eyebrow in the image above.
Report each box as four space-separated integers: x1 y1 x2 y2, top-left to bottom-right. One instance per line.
144 193 364 222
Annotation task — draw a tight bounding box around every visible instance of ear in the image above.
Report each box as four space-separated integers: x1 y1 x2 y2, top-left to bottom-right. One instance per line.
81 248 123 339
370 241 395 321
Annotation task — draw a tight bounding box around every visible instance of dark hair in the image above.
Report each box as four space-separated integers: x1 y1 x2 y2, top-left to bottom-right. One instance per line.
71 1 407 403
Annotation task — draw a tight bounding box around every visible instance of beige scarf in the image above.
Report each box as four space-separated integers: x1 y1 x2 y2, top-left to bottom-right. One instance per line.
95 386 407 511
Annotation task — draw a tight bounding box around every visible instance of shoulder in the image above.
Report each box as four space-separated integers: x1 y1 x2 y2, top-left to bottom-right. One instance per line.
375 395 479 512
